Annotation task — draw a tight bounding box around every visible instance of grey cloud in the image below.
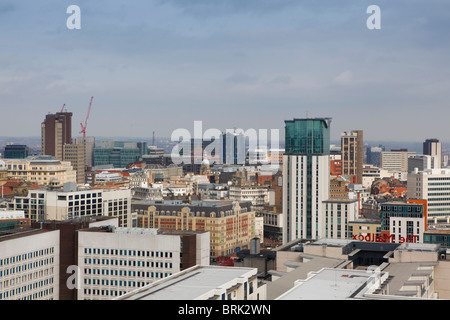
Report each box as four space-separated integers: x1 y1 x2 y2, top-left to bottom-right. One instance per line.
269 75 292 85
226 72 259 84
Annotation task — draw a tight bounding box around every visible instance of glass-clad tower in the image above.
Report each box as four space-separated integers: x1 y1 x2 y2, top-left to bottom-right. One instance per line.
284 118 331 156
283 118 332 243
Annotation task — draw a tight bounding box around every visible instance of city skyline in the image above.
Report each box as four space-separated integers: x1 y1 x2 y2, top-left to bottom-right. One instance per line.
1 1 450 141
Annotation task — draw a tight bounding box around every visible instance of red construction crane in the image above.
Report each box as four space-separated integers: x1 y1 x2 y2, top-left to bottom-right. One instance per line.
80 96 93 138
60 104 66 112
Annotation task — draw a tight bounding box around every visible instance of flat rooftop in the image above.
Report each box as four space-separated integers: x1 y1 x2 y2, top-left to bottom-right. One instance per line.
276 268 382 300
266 255 345 300
115 265 256 300
0 228 53 242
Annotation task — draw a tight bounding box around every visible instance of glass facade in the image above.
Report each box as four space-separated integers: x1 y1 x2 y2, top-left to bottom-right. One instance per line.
424 233 450 247
3 145 29 159
93 141 149 168
285 118 331 155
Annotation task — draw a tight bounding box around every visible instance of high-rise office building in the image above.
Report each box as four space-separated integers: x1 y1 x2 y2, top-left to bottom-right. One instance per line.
41 112 73 161
366 145 384 168
63 143 86 184
75 136 95 168
282 117 331 243
221 131 246 165
341 130 363 184
423 139 442 169
380 149 414 172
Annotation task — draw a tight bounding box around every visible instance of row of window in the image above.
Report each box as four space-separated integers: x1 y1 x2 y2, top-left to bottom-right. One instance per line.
84 248 172 258
0 248 55 267
84 272 170 285
1 276 54 301
0 258 55 276
83 288 137 298
380 206 422 212
83 259 173 269
0 287 54 300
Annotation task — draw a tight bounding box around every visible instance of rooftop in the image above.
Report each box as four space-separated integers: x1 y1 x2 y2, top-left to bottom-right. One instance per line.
115 265 257 300
0 228 53 243
276 268 385 300
267 255 344 300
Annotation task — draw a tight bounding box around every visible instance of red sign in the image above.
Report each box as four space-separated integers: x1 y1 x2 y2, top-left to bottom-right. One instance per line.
352 233 418 243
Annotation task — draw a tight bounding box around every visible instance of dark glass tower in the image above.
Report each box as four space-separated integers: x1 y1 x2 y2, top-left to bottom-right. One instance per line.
284 118 331 155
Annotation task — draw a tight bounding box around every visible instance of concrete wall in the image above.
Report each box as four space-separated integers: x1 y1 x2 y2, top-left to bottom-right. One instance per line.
196 232 211 266
275 251 302 272
303 244 348 260
0 230 60 300
389 250 438 263
434 260 450 299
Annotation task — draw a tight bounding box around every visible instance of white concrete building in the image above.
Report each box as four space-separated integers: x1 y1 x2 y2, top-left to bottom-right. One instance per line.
283 154 330 242
229 185 269 208
77 227 209 300
323 199 359 239
94 171 123 183
407 168 450 224
0 229 60 300
115 265 266 301
381 150 415 172
10 188 132 227
197 183 229 200
254 215 264 243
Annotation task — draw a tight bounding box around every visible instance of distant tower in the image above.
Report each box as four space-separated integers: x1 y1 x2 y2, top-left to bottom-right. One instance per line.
341 130 363 184
41 111 73 160
423 138 442 169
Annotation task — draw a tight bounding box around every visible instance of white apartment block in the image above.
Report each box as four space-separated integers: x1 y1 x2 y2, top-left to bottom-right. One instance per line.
389 216 425 244
407 168 450 224
283 154 330 242
229 185 269 208
323 199 359 239
381 151 415 172
10 188 132 227
4 157 76 188
0 229 60 300
77 227 194 300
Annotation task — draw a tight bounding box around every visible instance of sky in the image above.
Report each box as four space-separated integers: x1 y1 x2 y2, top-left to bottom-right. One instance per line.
1 0 450 143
